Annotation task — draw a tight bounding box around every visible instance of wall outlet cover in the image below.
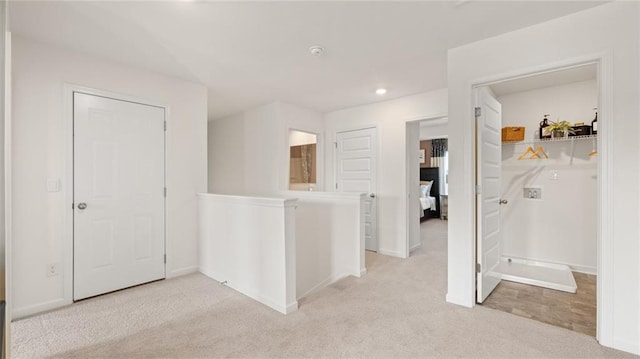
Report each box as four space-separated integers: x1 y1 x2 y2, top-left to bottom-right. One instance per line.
47 263 60 277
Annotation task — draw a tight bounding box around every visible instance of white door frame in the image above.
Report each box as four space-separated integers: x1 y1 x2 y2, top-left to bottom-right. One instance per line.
63 84 168 306
405 115 448 259
467 54 612 343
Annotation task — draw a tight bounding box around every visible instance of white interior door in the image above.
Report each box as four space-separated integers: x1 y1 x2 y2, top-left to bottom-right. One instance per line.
73 92 165 301
336 128 378 251
476 88 503 303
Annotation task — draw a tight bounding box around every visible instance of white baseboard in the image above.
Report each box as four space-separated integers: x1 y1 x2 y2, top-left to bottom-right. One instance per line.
377 248 405 258
13 298 71 320
199 267 293 315
284 301 299 314
410 242 422 252
446 293 473 308
612 339 640 356
360 268 367 276
569 264 597 275
297 276 335 300
168 265 198 278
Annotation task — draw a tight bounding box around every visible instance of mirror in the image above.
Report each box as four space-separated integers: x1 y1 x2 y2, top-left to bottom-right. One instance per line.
289 130 317 190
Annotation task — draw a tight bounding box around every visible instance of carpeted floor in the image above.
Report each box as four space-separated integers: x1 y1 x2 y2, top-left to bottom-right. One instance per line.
12 219 633 358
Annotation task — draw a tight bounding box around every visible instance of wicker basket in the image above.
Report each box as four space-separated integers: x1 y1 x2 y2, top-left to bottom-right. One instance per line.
501 127 525 142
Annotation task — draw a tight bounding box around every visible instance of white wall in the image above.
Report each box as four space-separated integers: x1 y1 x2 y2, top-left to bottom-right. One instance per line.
499 80 597 141
419 122 448 140
499 80 597 273
208 101 324 194
11 36 208 318
324 90 448 257
198 193 298 314
448 2 639 354
282 191 365 298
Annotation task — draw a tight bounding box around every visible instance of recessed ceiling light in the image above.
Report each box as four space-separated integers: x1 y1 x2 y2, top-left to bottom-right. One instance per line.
376 88 387 95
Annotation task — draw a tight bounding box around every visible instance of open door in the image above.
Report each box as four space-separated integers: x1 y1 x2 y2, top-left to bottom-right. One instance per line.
476 88 503 303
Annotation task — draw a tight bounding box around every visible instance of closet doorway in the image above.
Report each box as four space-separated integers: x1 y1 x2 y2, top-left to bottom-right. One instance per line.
475 63 599 337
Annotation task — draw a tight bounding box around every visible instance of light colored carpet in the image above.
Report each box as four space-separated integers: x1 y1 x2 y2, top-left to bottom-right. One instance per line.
12 219 634 358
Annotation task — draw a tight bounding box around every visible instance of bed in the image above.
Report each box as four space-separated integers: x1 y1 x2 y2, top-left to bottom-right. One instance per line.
420 167 440 221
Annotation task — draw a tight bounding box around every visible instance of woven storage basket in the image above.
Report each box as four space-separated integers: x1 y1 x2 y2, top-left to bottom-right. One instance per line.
501 127 525 142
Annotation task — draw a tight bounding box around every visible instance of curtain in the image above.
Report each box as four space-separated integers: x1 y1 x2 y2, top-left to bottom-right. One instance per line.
430 139 448 167
430 139 448 195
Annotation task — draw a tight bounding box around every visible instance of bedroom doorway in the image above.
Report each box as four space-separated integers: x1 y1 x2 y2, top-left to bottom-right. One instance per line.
406 117 448 258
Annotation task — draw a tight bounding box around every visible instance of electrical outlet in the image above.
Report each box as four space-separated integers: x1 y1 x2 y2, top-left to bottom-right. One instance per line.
47 263 60 277
550 171 559 181
523 187 542 199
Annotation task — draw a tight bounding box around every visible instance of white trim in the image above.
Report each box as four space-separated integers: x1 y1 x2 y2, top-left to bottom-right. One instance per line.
13 298 69 320
4 33 11 348
167 266 198 279
198 192 298 208
63 84 169 308
201 268 298 315
296 273 353 300
410 242 421 252
465 53 612 345
377 248 405 258
612 340 640 356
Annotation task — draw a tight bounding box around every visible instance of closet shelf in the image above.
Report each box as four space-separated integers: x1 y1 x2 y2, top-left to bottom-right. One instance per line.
503 134 597 146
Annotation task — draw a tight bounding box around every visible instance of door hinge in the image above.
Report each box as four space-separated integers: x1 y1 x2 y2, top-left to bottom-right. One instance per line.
164 187 167 197
475 185 482 195
164 254 167 264
71 203 74 210
476 263 481 273
334 142 337 148
335 183 338 189
475 107 481 117
164 121 167 131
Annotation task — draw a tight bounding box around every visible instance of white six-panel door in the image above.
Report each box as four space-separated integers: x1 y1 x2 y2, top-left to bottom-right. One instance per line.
73 92 166 300
476 88 503 303
336 128 378 251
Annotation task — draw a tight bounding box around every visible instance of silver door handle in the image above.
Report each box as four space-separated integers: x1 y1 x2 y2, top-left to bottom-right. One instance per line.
499 199 508 205
369 193 376 198
77 202 87 210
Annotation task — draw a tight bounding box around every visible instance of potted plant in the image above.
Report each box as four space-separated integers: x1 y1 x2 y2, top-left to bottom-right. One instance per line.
543 120 575 138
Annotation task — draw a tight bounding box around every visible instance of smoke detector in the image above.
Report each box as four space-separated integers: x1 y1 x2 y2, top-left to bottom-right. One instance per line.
309 46 324 56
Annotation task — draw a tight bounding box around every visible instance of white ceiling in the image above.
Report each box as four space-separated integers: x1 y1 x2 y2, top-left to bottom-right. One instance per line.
9 1 607 120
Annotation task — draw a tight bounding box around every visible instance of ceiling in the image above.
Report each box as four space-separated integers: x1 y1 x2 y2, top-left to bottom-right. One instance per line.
9 1 607 120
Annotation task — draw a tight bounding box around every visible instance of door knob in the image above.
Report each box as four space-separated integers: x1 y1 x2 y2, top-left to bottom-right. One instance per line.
499 199 508 205
77 202 87 210
369 193 376 198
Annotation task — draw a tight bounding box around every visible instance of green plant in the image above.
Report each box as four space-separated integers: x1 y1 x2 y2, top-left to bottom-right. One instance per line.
544 120 575 135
